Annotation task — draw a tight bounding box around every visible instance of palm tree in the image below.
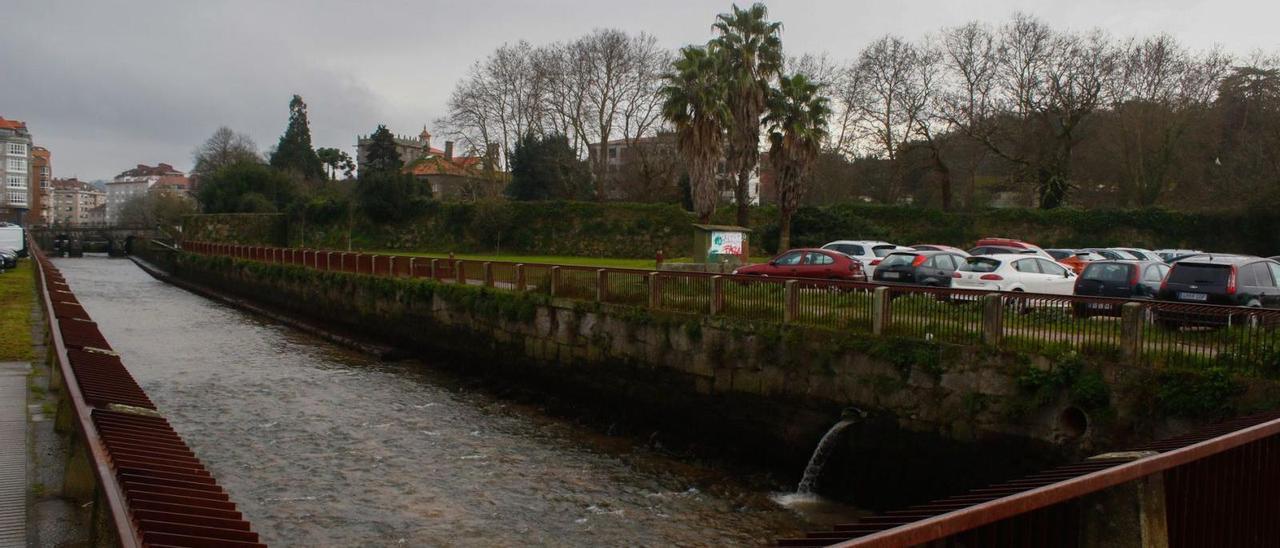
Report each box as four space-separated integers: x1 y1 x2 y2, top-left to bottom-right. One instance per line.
662 46 730 223
712 3 783 227
766 74 831 250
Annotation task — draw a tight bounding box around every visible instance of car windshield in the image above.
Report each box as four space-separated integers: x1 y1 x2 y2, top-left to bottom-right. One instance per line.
1082 263 1132 283
1168 263 1231 286
878 253 918 268
960 257 1001 273
872 246 898 258
1047 250 1071 260
824 244 864 256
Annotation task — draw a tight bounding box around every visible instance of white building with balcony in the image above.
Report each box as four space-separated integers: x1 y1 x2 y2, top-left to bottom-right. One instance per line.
0 117 32 224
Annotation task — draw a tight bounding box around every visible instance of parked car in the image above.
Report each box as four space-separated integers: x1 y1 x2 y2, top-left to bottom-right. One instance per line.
969 245 1042 256
952 254 1078 295
909 244 970 256
1153 249 1203 263
1111 247 1162 261
872 250 968 287
1071 260 1170 317
1079 248 1138 261
733 248 867 281
973 238 1053 256
1044 249 1104 274
1156 255 1280 309
0 223 23 257
820 240 910 277
0 248 17 270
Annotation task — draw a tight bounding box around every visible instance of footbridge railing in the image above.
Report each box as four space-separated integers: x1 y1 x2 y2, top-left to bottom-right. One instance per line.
33 241 265 547
181 242 1280 374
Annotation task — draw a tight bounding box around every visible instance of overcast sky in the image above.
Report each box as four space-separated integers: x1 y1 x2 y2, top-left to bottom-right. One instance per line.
4 0 1278 181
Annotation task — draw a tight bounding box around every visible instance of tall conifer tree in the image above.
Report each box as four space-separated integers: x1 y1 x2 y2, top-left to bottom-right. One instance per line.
269 94 325 180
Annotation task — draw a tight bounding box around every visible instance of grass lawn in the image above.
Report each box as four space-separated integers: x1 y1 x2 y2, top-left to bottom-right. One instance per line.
0 260 35 361
374 250 774 270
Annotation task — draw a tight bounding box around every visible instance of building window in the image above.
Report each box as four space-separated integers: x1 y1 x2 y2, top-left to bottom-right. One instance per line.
7 158 26 172
8 191 26 206
6 175 24 189
7 143 26 156
608 147 618 159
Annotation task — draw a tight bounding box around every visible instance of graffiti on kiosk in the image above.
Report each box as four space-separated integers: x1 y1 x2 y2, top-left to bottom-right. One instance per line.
709 231 744 256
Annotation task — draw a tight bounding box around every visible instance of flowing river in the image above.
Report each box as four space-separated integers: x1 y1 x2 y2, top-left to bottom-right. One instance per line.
55 256 840 546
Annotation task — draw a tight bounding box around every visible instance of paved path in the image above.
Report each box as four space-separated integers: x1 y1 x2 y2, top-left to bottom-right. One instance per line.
0 362 27 548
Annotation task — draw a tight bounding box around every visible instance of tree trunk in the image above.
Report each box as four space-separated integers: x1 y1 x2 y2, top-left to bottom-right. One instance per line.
735 167 751 227
779 209 793 251
930 146 952 211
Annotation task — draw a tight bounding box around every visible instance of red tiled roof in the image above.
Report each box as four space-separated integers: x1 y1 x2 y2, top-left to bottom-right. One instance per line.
52 178 99 192
406 155 484 177
0 117 27 130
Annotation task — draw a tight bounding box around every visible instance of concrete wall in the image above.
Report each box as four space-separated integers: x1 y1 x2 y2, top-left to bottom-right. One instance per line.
149 251 1280 510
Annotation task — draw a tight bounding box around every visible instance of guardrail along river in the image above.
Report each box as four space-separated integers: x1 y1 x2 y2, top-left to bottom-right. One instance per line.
55 256 830 546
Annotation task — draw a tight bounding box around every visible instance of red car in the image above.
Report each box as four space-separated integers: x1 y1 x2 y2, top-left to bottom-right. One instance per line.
732 248 867 281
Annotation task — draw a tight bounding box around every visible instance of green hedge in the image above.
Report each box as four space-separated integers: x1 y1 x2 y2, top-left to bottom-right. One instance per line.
184 201 1279 258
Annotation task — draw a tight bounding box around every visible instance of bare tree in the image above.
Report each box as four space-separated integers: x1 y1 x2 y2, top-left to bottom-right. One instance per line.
852 35 923 202
192 127 260 179
1107 35 1231 205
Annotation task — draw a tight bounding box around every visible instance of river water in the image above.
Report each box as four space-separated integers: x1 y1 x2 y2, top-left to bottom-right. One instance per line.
55 256 844 546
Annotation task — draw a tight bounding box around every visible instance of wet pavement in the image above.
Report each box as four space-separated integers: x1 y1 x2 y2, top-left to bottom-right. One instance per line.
54 256 849 547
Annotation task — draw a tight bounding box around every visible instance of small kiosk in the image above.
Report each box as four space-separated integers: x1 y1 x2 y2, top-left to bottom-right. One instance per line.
691 224 751 271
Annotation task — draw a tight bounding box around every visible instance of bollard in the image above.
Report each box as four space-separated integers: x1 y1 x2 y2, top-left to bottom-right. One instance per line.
430 258 439 280
596 269 608 302
784 279 799 323
408 257 416 277
872 286 891 335
982 293 1004 346
710 275 724 315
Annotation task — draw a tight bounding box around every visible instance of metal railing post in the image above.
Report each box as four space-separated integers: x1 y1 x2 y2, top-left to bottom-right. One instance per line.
648 272 662 309
483 262 494 287
514 264 526 292
596 269 608 302
1121 302 1145 362
784 279 799 323
408 257 416 277
456 260 468 285
710 275 724 315
872 286 891 335
983 294 1005 346
430 258 439 280
550 266 562 297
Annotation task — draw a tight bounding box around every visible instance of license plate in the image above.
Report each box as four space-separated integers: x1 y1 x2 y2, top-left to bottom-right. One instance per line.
1088 303 1113 310
882 272 900 279
1178 292 1208 302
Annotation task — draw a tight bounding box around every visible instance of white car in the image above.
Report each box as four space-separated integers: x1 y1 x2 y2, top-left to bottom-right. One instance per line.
821 240 911 277
952 254 1078 295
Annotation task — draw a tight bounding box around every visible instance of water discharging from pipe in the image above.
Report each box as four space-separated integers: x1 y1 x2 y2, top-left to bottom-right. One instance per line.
796 419 855 494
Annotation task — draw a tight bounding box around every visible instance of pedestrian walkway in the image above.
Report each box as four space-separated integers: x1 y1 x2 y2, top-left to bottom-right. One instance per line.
0 361 28 548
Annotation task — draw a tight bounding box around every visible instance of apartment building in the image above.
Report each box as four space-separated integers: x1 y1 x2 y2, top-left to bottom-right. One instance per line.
32 146 51 225
105 163 189 224
0 117 33 224
49 178 107 227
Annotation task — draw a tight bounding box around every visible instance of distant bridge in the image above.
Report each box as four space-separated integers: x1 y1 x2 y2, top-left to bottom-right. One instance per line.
29 226 163 256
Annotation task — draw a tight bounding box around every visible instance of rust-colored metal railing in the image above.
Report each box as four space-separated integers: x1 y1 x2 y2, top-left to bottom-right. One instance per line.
34 241 264 547
778 410 1280 547
181 241 1280 373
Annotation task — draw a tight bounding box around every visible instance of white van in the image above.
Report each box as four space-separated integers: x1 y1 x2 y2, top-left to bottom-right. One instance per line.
0 223 26 257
